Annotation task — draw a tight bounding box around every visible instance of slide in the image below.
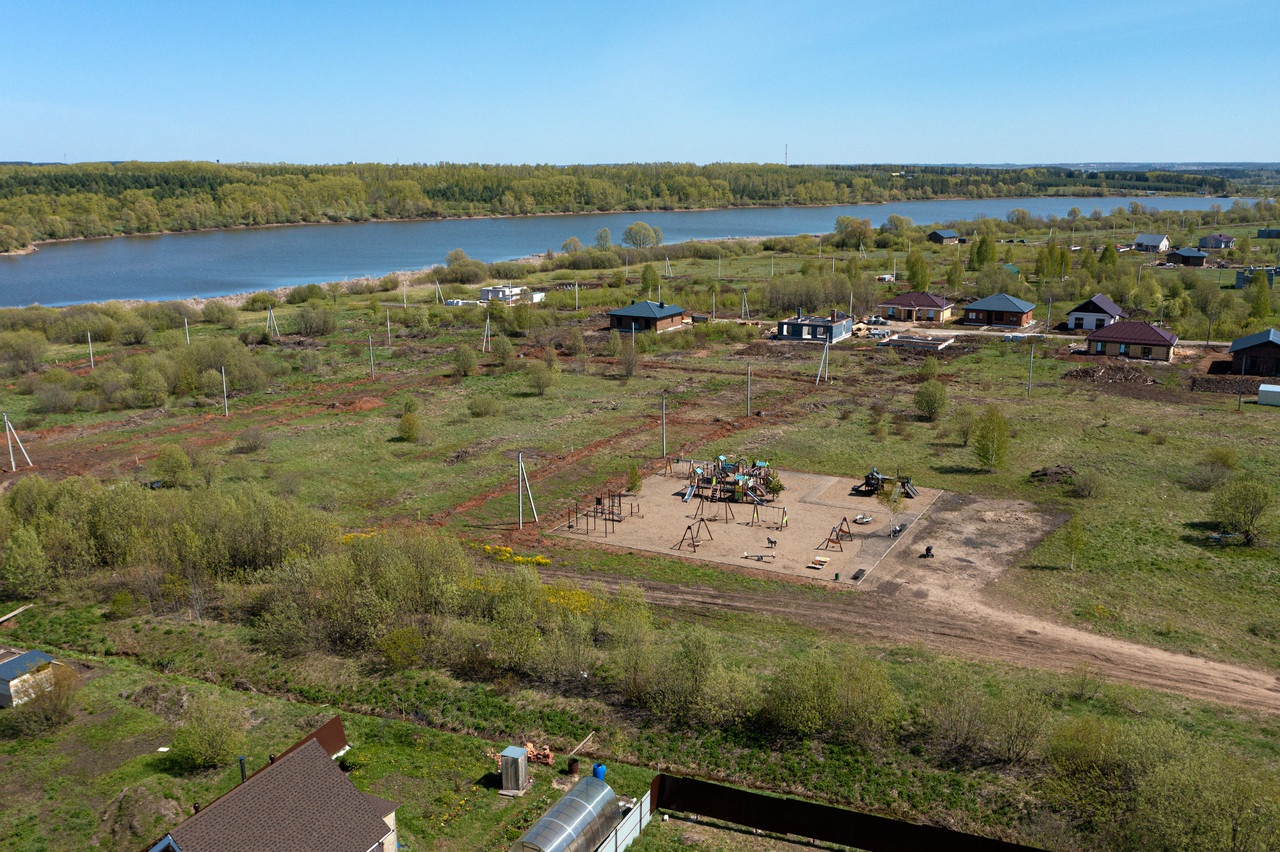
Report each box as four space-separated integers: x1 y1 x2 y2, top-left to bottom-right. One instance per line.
682 485 696 502
901 482 919 498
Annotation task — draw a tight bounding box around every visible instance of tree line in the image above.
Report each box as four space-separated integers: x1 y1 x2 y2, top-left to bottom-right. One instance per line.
0 160 1240 252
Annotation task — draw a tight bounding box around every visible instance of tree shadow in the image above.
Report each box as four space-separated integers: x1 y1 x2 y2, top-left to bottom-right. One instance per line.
1179 520 1224 550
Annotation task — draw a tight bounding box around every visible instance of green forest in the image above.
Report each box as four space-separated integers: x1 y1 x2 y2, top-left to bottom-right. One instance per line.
0 160 1237 252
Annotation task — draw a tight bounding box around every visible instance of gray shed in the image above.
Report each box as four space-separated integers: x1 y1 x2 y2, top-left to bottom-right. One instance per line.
1260 384 1280 407
510 776 622 852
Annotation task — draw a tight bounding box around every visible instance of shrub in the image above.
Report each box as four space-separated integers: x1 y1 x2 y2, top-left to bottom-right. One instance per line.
34 383 75 414
493 333 515 368
242 292 278 311
1071 471 1106 499
398 412 422 443
201 301 238 328
116 317 152 346
914 379 948 421
563 327 585 356
1211 474 1273 546
298 351 320 373
378 627 425 671
604 329 621 357
107 590 136 620
286 283 324 304
233 427 272 454
152 445 192 488
0 526 48 599
453 346 478 377
527 362 556 396
918 355 939 381
627 465 642 494
171 693 246 769
619 345 638 378
296 307 336 337
971 405 1010 472
0 330 48 374
468 396 499 418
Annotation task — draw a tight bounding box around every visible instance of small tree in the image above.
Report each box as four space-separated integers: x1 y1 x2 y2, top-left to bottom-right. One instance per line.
952 404 978 446
640 264 660 294
527 362 556 396
971 404 1010 472
398 412 422 443
492 333 515 368
453 346 478 377
604 329 622 357
6 663 80 737
0 526 48 599
918 356 939 381
152 445 192 488
1063 515 1086 570
622 221 662 249
172 693 246 769
595 228 611 250
877 486 904 531
619 344 639 378
627 464 642 494
563 327 584 356
1211 474 1272 546
914 379 948 421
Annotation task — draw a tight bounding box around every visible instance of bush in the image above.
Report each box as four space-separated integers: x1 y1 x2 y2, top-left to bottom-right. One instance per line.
619 345 638 378
468 396 499 418
34 383 75 414
107 590 136 620
627 465 642 494
286 283 324 304
0 330 48 374
242 292 278 311
378 627 425 671
1071 470 1106 498
201 301 238 328
563 327 585 356
171 693 246 769
296 307 336 337
398 412 422 443
152 445 192 488
233 427 272 454
0 525 49 599
918 355 939 381
527 362 556 396
493 333 515 368
971 405 1010 471
914 379 948 421
453 346 478 377
1211 474 1273 546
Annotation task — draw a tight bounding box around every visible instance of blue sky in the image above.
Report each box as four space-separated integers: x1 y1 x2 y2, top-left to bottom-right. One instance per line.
4 0 1276 165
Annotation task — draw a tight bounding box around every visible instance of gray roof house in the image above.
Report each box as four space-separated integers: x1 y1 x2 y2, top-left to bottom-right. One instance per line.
959 293 1036 327
1133 234 1170 253
927 229 959 245
1198 234 1235 250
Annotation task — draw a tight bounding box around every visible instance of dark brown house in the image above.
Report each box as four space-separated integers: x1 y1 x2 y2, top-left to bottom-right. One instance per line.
927 229 959 245
1086 321 1178 361
1229 328 1280 376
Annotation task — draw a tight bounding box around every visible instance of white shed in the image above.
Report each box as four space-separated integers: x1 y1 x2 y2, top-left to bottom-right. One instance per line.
1259 384 1280 407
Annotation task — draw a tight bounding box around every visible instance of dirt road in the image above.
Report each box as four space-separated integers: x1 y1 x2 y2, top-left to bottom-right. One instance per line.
543 492 1280 713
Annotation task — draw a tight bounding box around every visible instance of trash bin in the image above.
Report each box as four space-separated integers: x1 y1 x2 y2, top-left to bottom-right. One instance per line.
568 757 579 776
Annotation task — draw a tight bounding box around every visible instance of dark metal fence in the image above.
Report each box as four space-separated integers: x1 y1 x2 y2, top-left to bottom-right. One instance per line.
649 774 1042 852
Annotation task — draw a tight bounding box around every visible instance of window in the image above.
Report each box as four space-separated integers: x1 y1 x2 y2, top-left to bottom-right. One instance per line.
1141 347 1152 358
927 310 934 320
968 312 977 320
1074 316 1084 329
802 326 811 338
1095 318 1105 329
888 307 895 317
1095 342 1104 353
1119 343 1128 354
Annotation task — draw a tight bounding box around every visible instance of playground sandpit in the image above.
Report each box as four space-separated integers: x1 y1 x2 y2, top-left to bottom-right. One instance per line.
551 470 943 585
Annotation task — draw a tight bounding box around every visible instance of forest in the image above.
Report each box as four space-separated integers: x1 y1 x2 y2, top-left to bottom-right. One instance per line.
0 160 1237 253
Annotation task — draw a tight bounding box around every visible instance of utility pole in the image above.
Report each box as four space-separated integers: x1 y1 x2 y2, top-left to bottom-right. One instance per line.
386 310 391 347
221 367 229 417
87 331 94 369
368 336 375 379
184 316 190 345
1027 343 1035 398
746 363 752 415
1238 355 1245 411
661 393 667 457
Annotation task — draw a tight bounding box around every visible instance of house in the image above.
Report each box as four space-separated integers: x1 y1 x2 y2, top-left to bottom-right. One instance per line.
0 646 55 708
878 292 954 323
1133 234 1170 253
480 285 525 303
1258 229 1280 239
1066 293 1127 331
1167 247 1209 267
958 293 1036 327
775 310 853 343
1085 321 1178 361
926 229 959 245
146 717 399 852
1228 328 1280 377
1235 267 1277 289
1198 234 1236 250
607 300 685 333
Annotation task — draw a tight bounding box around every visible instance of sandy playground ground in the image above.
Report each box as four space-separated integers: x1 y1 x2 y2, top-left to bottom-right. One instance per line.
552 470 943 586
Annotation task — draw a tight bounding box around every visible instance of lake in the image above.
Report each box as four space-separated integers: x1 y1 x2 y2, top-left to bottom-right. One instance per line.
0 195 1241 307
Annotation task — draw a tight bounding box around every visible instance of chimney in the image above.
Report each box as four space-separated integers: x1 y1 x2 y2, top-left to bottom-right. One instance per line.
659 300 665 308
193 803 201 814
269 754 276 764
630 299 636 305
239 756 247 783
830 310 836 321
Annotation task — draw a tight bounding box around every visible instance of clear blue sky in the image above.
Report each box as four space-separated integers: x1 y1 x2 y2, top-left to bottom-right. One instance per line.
4 0 1276 166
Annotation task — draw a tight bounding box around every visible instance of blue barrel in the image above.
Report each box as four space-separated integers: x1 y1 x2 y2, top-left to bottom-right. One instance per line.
592 762 606 781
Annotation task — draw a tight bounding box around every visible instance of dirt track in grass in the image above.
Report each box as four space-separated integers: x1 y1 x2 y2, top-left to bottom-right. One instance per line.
540 490 1280 713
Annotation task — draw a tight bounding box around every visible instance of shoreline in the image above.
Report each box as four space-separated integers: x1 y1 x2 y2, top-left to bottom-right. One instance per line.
0 191 1247 259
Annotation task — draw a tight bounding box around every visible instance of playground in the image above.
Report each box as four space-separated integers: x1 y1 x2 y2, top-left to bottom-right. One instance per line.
551 465 944 585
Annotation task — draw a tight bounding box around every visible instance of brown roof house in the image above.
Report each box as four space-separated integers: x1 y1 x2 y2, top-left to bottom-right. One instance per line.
878 292 954 323
144 717 399 852
1086 321 1178 361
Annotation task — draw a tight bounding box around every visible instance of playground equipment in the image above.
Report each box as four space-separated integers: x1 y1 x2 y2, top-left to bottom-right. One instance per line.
743 552 775 562
561 488 636 538
749 504 788 530
686 456 780 506
853 514 873 525
855 467 919 499
676 519 715 552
